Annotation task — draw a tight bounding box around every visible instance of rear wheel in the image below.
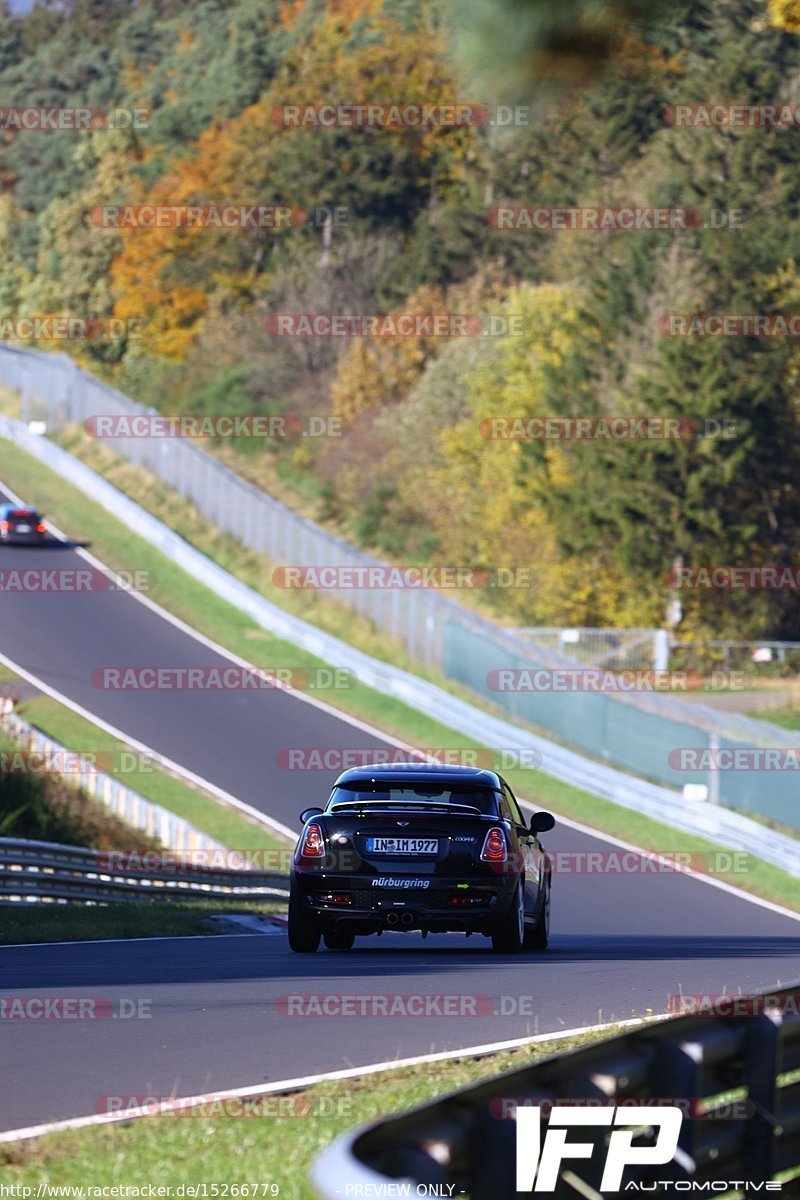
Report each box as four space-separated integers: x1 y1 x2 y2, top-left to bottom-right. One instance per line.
323 929 355 951
524 877 550 950
491 880 525 954
287 893 320 953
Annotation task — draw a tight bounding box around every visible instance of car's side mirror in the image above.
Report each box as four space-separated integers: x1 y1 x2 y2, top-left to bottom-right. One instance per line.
530 811 555 833
299 807 324 825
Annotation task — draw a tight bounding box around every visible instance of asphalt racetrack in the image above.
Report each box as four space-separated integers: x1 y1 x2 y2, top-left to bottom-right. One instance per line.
1 488 798 1135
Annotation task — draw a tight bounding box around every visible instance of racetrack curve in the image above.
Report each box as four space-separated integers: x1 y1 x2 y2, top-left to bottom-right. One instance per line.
0 480 799 1136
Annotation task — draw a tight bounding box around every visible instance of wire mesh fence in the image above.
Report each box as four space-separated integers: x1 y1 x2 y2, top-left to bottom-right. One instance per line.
512 627 667 670
2 343 799 828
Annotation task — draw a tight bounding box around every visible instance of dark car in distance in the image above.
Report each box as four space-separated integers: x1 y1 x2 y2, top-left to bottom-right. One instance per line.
288 763 554 954
0 504 47 545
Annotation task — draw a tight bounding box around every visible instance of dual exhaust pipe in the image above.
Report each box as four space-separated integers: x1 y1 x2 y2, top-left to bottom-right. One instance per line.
385 911 415 928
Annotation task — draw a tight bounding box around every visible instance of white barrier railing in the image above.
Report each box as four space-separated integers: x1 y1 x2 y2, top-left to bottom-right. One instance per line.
1 415 798 881
0 705 226 856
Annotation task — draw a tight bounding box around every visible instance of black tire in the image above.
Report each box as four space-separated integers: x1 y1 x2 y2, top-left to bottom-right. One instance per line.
524 876 550 950
287 892 320 953
323 929 355 951
491 879 525 954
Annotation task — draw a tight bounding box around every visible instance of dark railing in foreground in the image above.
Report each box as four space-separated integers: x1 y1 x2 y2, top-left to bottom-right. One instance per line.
0 837 289 905
314 986 800 1198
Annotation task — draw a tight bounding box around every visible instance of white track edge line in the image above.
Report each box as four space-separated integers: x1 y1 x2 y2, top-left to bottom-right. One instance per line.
0 1013 667 1144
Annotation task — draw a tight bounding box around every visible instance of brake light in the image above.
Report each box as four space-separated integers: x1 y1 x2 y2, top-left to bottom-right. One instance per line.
0 522 6 531
480 827 508 863
297 822 325 859
36 523 46 533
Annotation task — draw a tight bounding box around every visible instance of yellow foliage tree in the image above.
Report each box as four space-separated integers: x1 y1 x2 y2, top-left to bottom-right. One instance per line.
331 268 509 425
107 0 472 361
768 0 800 30
408 282 638 625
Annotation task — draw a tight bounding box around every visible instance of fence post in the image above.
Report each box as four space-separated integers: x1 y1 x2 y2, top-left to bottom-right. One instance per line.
708 731 720 805
654 629 669 671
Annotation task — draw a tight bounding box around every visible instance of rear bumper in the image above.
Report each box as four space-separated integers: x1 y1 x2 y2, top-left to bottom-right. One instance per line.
4 531 45 545
291 868 519 934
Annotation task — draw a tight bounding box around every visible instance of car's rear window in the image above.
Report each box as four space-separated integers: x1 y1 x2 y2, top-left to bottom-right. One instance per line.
329 782 498 815
9 509 38 523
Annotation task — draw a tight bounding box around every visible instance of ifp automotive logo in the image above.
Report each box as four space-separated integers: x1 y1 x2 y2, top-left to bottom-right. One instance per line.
515 1105 783 1192
516 1105 683 1192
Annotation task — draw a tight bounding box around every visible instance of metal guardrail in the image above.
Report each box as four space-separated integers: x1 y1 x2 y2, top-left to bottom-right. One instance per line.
2 413 800 878
0 837 289 905
313 985 800 1197
0 706 228 856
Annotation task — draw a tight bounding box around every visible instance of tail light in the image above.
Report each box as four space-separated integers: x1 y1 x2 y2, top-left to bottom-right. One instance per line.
297 822 325 860
480 827 508 863
36 523 46 533
0 522 7 531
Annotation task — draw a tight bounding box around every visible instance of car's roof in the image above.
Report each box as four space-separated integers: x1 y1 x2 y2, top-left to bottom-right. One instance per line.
333 763 503 789
0 503 37 513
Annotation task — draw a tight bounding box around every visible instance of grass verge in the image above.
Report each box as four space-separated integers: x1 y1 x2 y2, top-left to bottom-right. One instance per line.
748 707 800 732
0 1023 627 1191
0 900 287 946
1 437 800 912
0 662 290 857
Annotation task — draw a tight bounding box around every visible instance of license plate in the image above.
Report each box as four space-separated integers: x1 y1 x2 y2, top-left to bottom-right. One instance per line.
366 837 438 855
15 525 30 533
